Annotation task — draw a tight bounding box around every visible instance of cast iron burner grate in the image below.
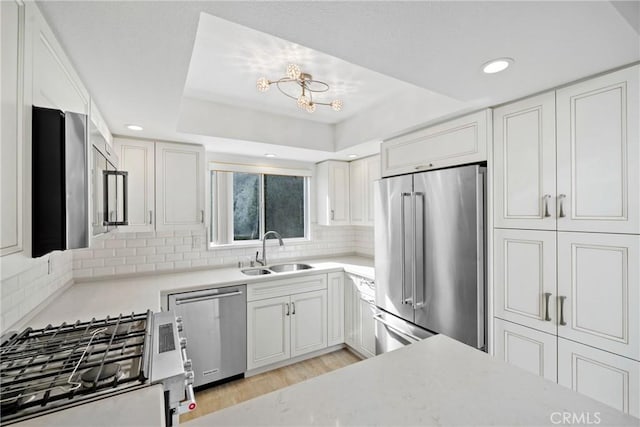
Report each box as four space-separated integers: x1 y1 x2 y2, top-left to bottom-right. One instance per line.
0 312 150 425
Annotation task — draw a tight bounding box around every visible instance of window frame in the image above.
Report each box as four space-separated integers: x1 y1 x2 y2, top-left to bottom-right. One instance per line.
208 163 311 247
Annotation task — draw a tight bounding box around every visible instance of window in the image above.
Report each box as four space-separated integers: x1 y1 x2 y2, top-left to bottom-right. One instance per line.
210 165 310 245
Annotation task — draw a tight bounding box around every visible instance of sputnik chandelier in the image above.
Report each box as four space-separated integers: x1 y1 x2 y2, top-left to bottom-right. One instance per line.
256 63 343 113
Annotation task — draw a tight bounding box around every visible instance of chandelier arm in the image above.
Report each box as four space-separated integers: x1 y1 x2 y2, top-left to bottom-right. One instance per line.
275 79 303 101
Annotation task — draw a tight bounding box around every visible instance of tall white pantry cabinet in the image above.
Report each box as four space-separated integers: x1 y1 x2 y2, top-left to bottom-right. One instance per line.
492 65 640 418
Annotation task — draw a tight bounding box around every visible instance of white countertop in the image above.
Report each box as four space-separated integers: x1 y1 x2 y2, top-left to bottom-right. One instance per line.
22 256 373 330
183 335 638 427
11 384 166 427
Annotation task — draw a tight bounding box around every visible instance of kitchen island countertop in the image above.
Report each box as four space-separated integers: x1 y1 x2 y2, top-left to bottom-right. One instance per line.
183 335 638 426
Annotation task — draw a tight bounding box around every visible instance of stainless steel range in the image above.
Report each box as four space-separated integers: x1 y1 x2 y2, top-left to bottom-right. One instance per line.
0 311 196 426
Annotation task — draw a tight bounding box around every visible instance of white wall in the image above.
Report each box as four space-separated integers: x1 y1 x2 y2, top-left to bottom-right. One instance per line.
178 96 335 152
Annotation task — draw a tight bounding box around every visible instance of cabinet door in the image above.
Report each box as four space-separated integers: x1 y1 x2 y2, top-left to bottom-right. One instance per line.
349 159 366 225
557 232 639 361
155 142 205 230
493 229 557 335
114 138 155 231
558 337 639 418
327 272 345 346
365 155 381 225
1 0 23 256
344 276 357 348
247 296 291 370
493 318 557 382
316 160 350 226
493 92 556 230
381 109 489 177
358 297 376 358
290 290 327 357
556 65 639 234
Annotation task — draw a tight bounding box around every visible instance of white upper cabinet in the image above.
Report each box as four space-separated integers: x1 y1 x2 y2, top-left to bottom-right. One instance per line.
494 92 557 230
114 138 155 231
381 109 489 177
349 155 380 226
1 0 24 256
31 4 88 114
155 142 205 230
89 99 113 148
493 229 557 335
557 232 639 361
316 160 350 226
556 66 639 234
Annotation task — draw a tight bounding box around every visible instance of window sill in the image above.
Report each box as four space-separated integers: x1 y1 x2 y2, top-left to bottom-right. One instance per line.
208 237 313 250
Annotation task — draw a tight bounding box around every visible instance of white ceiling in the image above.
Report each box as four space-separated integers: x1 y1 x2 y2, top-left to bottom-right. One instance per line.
36 1 639 161
183 13 420 125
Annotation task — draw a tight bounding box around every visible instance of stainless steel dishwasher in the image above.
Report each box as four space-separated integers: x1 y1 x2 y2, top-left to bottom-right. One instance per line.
168 285 246 388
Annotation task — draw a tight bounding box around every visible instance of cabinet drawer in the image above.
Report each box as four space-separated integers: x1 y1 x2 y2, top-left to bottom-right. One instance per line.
381 109 489 177
247 274 327 301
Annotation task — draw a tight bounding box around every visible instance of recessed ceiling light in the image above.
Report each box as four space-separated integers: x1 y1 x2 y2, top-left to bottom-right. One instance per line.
126 124 144 131
265 153 276 158
348 154 357 158
482 58 514 74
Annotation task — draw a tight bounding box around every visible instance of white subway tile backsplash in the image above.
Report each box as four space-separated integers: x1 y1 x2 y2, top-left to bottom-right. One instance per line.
135 247 156 256
68 225 372 281
104 240 126 249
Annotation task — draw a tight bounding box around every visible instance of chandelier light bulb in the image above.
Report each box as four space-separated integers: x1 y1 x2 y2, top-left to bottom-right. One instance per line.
305 103 316 113
330 100 343 112
256 77 270 92
297 95 310 109
286 63 301 80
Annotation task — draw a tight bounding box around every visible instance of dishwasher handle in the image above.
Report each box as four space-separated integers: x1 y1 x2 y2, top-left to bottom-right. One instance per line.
174 290 243 305
373 313 421 343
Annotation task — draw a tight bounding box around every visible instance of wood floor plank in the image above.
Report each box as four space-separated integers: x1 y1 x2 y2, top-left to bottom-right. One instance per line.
180 349 362 422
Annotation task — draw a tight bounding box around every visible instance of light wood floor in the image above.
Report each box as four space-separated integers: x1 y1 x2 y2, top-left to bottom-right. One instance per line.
180 349 362 422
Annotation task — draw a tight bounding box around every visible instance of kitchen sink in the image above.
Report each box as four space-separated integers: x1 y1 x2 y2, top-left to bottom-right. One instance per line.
241 268 272 276
268 263 313 273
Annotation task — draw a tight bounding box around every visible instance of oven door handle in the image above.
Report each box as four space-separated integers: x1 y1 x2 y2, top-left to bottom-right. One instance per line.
373 313 421 343
174 290 242 305
178 383 197 414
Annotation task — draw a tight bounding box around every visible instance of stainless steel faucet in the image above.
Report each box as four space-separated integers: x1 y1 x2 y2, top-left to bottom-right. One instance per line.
255 231 284 266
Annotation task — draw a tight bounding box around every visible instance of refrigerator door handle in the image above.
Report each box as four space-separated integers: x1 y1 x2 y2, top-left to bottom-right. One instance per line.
373 313 421 343
413 192 425 309
401 192 412 305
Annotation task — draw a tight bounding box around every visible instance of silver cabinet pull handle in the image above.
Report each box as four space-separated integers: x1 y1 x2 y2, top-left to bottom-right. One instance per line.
291 302 296 315
285 303 290 316
544 292 552 321
175 290 243 305
200 209 205 223
149 210 153 225
558 194 566 218
331 209 335 221
558 296 567 326
543 194 551 218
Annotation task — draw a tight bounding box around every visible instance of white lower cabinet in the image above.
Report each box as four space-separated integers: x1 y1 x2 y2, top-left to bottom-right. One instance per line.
344 274 376 359
558 338 639 418
246 274 328 371
494 318 557 382
290 290 328 357
247 296 291 369
327 272 345 346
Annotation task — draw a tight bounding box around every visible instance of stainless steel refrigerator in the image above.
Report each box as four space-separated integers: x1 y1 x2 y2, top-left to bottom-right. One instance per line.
374 164 486 352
